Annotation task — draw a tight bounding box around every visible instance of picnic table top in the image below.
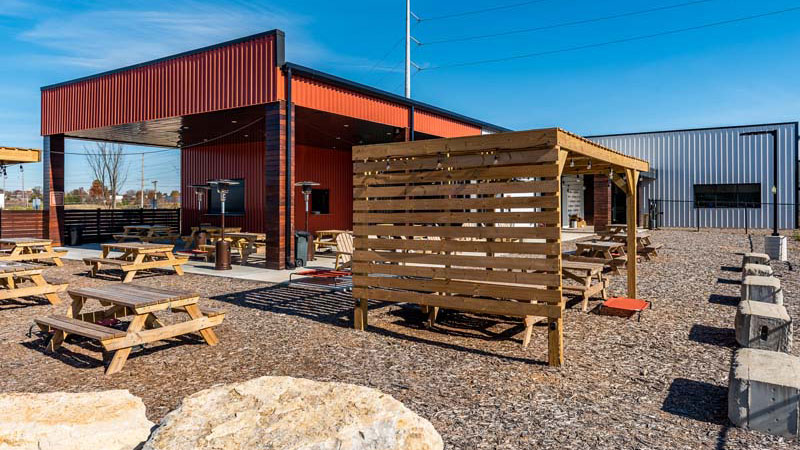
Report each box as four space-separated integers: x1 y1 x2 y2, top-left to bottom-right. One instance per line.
102 242 174 252
576 240 626 249
562 260 605 272
608 231 652 239
0 261 44 273
227 232 266 240
123 224 171 230
69 284 198 308
316 229 348 234
0 238 52 245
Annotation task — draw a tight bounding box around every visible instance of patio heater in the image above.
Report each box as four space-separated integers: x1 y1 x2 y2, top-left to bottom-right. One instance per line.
208 179 239 270
293 181 319 267
189 183 211 211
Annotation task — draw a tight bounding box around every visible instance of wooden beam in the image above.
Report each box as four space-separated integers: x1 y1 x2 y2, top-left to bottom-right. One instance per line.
625 169 640 298
610 172 628 193
556 130 649 172
0 147 40 164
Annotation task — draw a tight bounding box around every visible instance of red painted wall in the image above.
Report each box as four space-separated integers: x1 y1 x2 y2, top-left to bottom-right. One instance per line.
294 144 352 234
181 120 267 234
42 32 280 135
415 109 482 138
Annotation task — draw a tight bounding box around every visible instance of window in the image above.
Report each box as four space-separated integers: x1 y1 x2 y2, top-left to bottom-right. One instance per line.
693 183 760 208
208 179 245 215
311 189 330 214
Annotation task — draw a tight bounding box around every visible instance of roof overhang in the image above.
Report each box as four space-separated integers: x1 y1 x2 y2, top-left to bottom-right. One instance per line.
0 147 41 164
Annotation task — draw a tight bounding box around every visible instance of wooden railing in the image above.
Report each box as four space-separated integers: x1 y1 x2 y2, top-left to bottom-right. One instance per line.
63 208 180 242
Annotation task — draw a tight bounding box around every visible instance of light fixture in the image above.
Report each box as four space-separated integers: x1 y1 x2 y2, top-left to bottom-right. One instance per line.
386 132 392 136
436 158 443 169
231 120 238 124
569 159 574 168
336 136 341 140
344 124 349 128
386 161 391 171
493 155 499 165
587 160 592 170
243 134 249 138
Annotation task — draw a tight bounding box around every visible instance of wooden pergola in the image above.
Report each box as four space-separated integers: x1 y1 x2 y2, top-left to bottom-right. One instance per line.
0 147 40 164
352 128 649 366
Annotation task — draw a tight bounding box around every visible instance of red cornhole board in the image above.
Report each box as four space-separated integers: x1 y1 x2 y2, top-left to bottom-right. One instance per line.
601 297 651 321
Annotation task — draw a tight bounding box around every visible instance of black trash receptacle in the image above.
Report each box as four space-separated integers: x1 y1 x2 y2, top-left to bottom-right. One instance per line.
67 225 83 246
295 231 311 267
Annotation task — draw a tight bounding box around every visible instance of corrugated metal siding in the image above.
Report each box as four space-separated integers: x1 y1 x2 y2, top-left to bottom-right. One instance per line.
415 109 481 138
291 75 408 129
294 144 352 233
42 34 279 135
590 123 798 229
181 122 266 233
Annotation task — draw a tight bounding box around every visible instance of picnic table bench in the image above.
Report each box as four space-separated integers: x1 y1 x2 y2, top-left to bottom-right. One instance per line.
35 284 224 375
84 243 188 282
574 240 628 274
0 238 67 266
114 225 179 244
227 232 266 264
0 262 67 305
597 230 662 260
561 260 608 311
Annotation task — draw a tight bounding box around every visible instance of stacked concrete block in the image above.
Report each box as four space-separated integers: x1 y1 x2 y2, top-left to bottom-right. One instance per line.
741 276 783 305
729 348 800 437
764 235 788 262
735 301 792 352
742 252 770 268
742 263 773 278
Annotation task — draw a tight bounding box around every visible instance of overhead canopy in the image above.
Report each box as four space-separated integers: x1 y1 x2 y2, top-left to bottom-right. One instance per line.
0 146 41 164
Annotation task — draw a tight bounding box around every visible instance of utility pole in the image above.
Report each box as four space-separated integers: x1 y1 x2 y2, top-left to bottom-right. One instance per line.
140 153 144 209
151 180 158 209
405 0 411 98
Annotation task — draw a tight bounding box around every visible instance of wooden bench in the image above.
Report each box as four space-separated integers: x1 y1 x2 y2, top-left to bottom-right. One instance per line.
640 243 664 260
171 305 226 318
112 234 142 242
83 257 134 277
34 315 126 352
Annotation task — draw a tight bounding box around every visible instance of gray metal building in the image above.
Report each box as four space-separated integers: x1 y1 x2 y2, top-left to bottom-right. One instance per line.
587 122 799 229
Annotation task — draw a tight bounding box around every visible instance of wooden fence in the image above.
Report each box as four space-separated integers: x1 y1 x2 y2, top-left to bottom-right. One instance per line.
63 208 180 242
0 210 46 239
352 132 565 366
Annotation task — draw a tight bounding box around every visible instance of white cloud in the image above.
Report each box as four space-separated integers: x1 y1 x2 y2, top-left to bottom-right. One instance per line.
17 0 356 71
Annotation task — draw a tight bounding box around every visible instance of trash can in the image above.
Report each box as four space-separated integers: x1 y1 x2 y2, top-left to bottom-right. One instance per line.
67 225 83 246
295 231 311 267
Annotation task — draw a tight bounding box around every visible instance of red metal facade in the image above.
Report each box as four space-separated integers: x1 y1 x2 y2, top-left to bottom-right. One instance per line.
290 74 409 129
294 144 352 233
415 109 482 138
41 33 280 136
180 121 267 234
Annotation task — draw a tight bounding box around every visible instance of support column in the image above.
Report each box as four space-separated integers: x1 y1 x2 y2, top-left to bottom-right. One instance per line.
594 175 611 231
43 135 65 245
625 169 640 298
264 101 292 270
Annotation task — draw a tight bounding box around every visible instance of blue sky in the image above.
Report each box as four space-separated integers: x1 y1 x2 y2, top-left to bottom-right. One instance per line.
1 0 799 192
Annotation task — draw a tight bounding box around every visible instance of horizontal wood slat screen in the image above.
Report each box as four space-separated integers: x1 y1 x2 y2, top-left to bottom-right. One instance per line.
63 209 180 242
352 130 564 366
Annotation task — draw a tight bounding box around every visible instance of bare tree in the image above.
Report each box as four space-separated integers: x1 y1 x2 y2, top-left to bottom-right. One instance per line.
85 142 129 209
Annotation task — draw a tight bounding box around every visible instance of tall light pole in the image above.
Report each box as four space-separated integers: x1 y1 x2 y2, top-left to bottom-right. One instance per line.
740 130 779 236
151 180 158 209
405 0 411 98
140 153 145 209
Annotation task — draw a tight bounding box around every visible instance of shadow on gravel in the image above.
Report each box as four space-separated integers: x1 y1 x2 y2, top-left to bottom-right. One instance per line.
662 378 728 425
720 266 741 273
708 294 739 306
717 278 740 285
689 324 736 348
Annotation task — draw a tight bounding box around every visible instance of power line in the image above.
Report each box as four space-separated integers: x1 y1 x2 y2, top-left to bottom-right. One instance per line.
419 0 718 46
416 0 553 22
420 5 800 71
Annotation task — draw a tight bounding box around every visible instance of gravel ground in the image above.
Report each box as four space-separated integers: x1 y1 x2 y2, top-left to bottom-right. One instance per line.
0 229 798 449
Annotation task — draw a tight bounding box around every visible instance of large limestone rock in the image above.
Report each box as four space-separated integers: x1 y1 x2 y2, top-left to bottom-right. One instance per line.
0 390 154 450
144 376 443 450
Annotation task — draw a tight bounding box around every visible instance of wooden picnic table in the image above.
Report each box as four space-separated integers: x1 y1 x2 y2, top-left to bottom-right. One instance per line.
226 232 266 264
0 238 67 266
561 260 608 311
573 240 628 274
314 229 348 253
598 230 662 260
35 284 224 375
83 243 188 283
115 225 177 243
0 261 67 305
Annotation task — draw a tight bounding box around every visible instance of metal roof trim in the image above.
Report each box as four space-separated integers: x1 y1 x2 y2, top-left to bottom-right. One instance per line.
282 62 510 133
586 121 799 138
41 29 285 91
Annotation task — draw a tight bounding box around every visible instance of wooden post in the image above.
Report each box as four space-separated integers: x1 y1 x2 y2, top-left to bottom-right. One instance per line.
625 169 639 298
547 148 568 367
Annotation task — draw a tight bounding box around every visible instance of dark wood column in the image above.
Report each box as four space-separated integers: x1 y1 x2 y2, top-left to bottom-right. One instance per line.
264 101 293 270
43 134 65 245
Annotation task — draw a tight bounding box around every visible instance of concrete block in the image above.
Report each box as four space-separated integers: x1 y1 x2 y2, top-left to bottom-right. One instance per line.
765 235 788 262
741 276 783 305
729 348 800 437
742 252 770 268
743 263 773 278
735 301 792 352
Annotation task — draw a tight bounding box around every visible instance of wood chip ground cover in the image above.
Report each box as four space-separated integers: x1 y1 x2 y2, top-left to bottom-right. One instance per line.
0 229 797 449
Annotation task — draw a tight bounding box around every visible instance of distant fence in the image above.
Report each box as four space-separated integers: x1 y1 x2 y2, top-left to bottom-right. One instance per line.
63 208 180 242
646 199 797 231
0 211 45 239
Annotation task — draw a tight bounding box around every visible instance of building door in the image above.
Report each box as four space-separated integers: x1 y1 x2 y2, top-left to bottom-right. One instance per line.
611 184 627 225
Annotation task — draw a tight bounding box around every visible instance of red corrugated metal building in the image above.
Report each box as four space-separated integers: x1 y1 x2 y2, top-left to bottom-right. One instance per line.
40 30 507 269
